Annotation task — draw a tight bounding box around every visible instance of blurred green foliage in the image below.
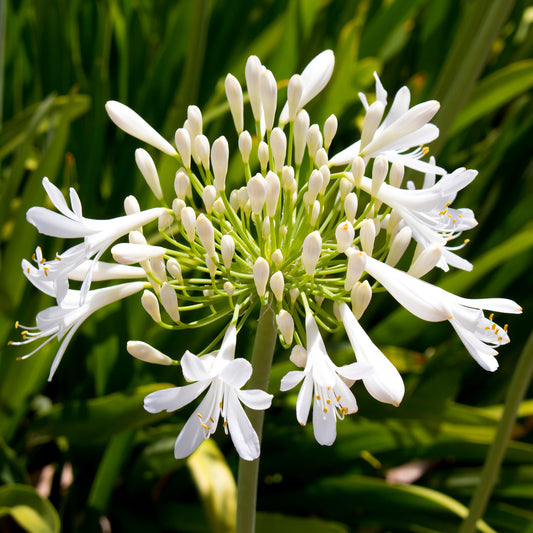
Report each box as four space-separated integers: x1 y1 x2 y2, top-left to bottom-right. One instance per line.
0 0 532 531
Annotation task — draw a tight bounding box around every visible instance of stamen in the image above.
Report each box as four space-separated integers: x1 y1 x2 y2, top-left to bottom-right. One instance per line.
497 336 503 342
219 401 223 408
323 407 328 413
15 321 19 328
26 267 30 274
489 313 494 321
209 416 215 423
327 386 332 390
336 395 341 401
315 394 321 400
201 423 209 429
326 398 331 404
504 324 508 331
197 413 202 418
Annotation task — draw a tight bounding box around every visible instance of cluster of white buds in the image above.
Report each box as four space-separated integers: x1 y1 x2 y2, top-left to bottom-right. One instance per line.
12 51 521 458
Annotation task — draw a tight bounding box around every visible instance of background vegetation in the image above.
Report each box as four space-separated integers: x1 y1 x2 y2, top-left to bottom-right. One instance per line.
1 0 532 531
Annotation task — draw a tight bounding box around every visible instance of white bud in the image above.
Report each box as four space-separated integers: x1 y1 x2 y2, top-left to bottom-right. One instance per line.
174 171 190 201
150 256 167 283
308 169 323 199
360 219 376 256
332 302 342 321
181 206 196 242
310 200 321 226
166 258 183 282
306 124 322 159
203 185 217 213
221 234 235 269
225 73 244 133
281 166 295 191
390 160 404 188
270 271 284 301
271 249 283 267
280 224 288 238
315 295 324 306
344 193 358 223
386 226 412 267
196 214 216 258
229 189 240 212
172 198 186 220
211 136 229 191
294 109 310 165
224 281 235 296
260 69 277 131
270 128 286 173
360 100 384 150
194 135 210 169
372 156 388 196
124 195 140 215
319 165 330 194
289 287 300 304
258 141 269 172
111 243 166 265
335 221 355 253
253 257 269 297
345 249 366 291
205 254 217 277
135 148 163 200
315 148 328 168
127 341 173 365
160 282 180 322
238 186 249 209
290 344 307 367
351 280 372 319
213 197 225 215
187 105 203 138
141 290 161 322
239 131 252 163
387 209 402 236
277 310 294 345
339 177 354 199
408 245 442 278
265 171 281 217
301 231 322 276
175 128 191 168
352 156 365 188
203 289 214 297
323 114 338 149
129 230 146 245
158 211 174 232
248 174 267 214
287 74 303 122
245 55 263 123
262 216 271 238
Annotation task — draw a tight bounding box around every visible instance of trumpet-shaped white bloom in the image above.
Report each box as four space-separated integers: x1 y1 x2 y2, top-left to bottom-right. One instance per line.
144 325 273 461
330 73 444 174
280 314 370 445
359 168 478 271
338 303 404 406
26 178 164 302
10 282 145 380
362 254 522 371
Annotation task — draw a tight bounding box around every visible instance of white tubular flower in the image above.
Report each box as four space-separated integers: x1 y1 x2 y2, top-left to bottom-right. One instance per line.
253 257 269 297
248 174 267 215
211 136 229 192
180 206 196 242
335 221 355 253
238 131 252 163
280 313 369 445
105 101 177 156
363 254 522 371
270 128 286 173
187 105 203 138
351 281 372 319
111 243 166 265
408 245 442 278
11 282 145 380
221 235 235 270
160 282 180 323
135 149 163 200
277 309 294 344
330 74 443 174
279 50 335 125
66 261 146 282
270 271 284 302
258 141 269 172
127 340 174 365
360 219 376 256
345 248 366 291
196 214 216 259
287 74 303 122
339 303 404 406
202 185 217 214
167 258 183 282
324 114 338 150
359 168 478 271
144 324 273 461
174 171 190 201
245 55 264 125
141 290 161 323
174 128 192 168
25 178 165 303
260 69 277 131
124 195 141 215
306 124 323 160
194 134 210 170
344 193 358 223
301 231 322 276
224 73 244 133
294 109 310 166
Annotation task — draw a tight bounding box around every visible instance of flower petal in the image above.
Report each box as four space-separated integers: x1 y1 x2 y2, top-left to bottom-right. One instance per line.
226 389 261 461
143 381 209 413
219 358 252 388
181 351 211 382
312 400 336 446
238 389 273 410
280 370 305 391
295 374 313 426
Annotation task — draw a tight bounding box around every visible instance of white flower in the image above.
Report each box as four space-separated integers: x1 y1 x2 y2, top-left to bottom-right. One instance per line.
10 282 145 380
280 314 370 445
359 168 478 271
330 73 444 174
362 254 522 371
144 324 273 461
26 178 165 302
338 302 404 406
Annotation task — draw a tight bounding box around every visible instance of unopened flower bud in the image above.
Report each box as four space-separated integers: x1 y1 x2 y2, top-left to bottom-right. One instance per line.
158 211 174 232
239 131 252 163
175 128 191 168
289 287 300 304
196 214 216 258
301 231 322 276
229 190 239 212
135 148 163 200
408 245 442 278
271 249 283 266
352 156 365 188
160 282 180 322
310 200 321 226
174 171 189 201
360 100 385 150
287 74 303 122
258 141 269 172
339 177 354 199
277 310 294 344
265 171 280 217
387 209 402 235
248 174 267 214
319 165 330 194
172 198 186 220
281 166 295 191
336 221 355 253
351 280 372 319
225 73 244 133
127 341 173 365
270 128 286 173
129 230 146 245
372 156 388 196
390 161 404 188
262 216 271 238
344 193 358 223
213 197 225 215
324 114 338 149
260 69 277 131
211 136 229 191
203 185 217 213
205 254 217 277
221 234 235 269
238 186 249 209
150 256 167 283
112 243 166 265
253 257 269 297
124 195 140 215
181 206 196 242
315 148 328 168
294 109 310 165
141 290 161 322
315 295 324 306
308 170 323 199
166 258 183 282
345 249 366 291
194 135 210 170
245 55 263 123
224 281 235 296
290 345 307 367
360 219 376 256
270 271 284 301
187 105 203 138
387 226 412 267
306 124 322 159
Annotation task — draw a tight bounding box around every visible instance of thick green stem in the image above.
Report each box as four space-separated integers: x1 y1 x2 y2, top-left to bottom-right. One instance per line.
458 330 533 533
236 300 278 533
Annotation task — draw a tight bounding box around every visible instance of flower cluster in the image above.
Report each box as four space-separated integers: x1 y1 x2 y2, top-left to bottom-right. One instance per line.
12 51 521 460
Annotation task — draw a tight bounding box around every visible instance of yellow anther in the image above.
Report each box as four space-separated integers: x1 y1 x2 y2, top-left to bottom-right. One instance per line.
464 239 470 243
497 336 503 342
7 340 13 345
326 399 331 404
336 395 341 402
26 267 30 274
352 409 358 414
452 219 456 224
209 416 215 423
15 321 19 328
458 213 463 217
327 386 332 390
40 258 46 264
439 209 447 216
21 330 28 336
491 323 496 330
16 356 23 361
489 313 494 321
55 254 62 261
343 222 349 230
201 423 209 429
445 202 450 207
504 324 508 331
32 253 36 261
447 214 452 218
316 394 321 400
484 326 490 330
197 413 202 418
495 328 500 335
219 402 223 408
422 146 429 155
323 407 328 413
223 421 228 427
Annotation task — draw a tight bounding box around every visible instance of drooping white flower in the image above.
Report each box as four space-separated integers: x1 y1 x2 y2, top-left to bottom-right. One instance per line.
144 324 273 460
280 313 370 445
338 302 404 406
330 73 444 174
359 168 478 271
10 282 145 380
362 254 522 371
